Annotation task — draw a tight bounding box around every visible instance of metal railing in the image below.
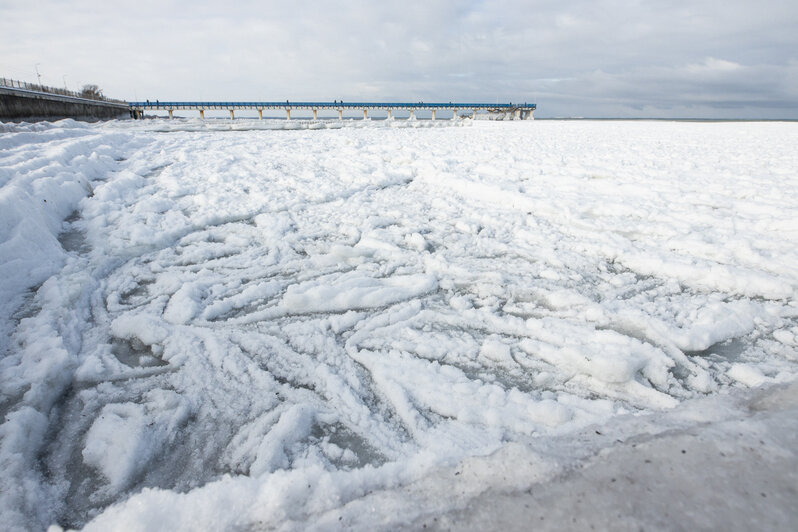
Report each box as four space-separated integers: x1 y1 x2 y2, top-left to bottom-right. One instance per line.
0 77 127 105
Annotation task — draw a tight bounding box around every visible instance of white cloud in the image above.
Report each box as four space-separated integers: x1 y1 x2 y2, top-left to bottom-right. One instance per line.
688 58 743 73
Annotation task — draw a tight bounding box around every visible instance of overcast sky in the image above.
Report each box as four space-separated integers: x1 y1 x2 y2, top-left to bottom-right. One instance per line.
2 0 797 118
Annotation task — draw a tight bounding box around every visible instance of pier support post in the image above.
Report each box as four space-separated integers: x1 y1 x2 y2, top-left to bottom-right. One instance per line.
258 109 263 120
199 109 205 119
473 108 478 118
286 108 291 120
514 109 521 120
363 109 367 120
338 109 343 120
229 109 234 120
386 109 392 119
451 109 458 120
313 109 318 120
409 109 415 120
431 109 436 121
168 109 173 119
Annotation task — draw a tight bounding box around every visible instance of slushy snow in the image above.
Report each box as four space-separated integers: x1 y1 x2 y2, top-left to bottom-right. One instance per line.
1 117 797 530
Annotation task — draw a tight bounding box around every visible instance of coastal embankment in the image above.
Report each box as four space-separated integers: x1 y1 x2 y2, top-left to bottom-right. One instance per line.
0 83 129 121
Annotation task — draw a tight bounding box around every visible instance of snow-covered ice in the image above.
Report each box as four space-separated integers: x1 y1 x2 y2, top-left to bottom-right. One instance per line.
1 117 797 530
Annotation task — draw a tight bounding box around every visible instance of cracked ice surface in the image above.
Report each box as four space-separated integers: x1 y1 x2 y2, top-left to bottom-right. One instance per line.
1 118 797 530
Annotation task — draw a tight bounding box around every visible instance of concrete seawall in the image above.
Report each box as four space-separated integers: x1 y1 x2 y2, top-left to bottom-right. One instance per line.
0 86 130 121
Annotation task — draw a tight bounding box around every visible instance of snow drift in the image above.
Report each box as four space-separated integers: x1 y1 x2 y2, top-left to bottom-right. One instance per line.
1 118 797 530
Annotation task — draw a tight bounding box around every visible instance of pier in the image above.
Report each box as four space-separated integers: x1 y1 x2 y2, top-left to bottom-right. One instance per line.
0 76 537 122
128 101 536 120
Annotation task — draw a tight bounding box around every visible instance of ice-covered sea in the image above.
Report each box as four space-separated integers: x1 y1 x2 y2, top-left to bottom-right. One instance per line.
1 118 797 531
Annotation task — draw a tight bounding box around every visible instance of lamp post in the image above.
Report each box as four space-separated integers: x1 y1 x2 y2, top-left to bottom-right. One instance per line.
35 63 42 85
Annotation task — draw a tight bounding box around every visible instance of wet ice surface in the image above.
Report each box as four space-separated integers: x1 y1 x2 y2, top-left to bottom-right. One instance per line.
1 118 798 530
407 381 798 532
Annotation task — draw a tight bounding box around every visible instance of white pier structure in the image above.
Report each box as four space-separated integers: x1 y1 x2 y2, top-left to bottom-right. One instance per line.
128 101 536 120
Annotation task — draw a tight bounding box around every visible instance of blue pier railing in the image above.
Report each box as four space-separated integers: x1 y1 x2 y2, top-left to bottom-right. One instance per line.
128 101 536 111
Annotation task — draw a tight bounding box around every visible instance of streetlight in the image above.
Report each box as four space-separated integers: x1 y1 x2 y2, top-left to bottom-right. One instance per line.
35 63 42 85
62 75 68 90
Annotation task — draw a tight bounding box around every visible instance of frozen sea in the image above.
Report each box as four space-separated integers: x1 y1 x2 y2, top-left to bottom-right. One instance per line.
1 118 797 531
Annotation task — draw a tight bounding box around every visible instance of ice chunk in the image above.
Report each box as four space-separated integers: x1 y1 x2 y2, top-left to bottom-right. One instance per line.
727 364 768 387
82 390 193 491
282 271 437 314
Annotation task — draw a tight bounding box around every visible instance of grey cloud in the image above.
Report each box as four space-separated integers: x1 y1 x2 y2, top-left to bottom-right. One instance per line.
1 0 797 117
